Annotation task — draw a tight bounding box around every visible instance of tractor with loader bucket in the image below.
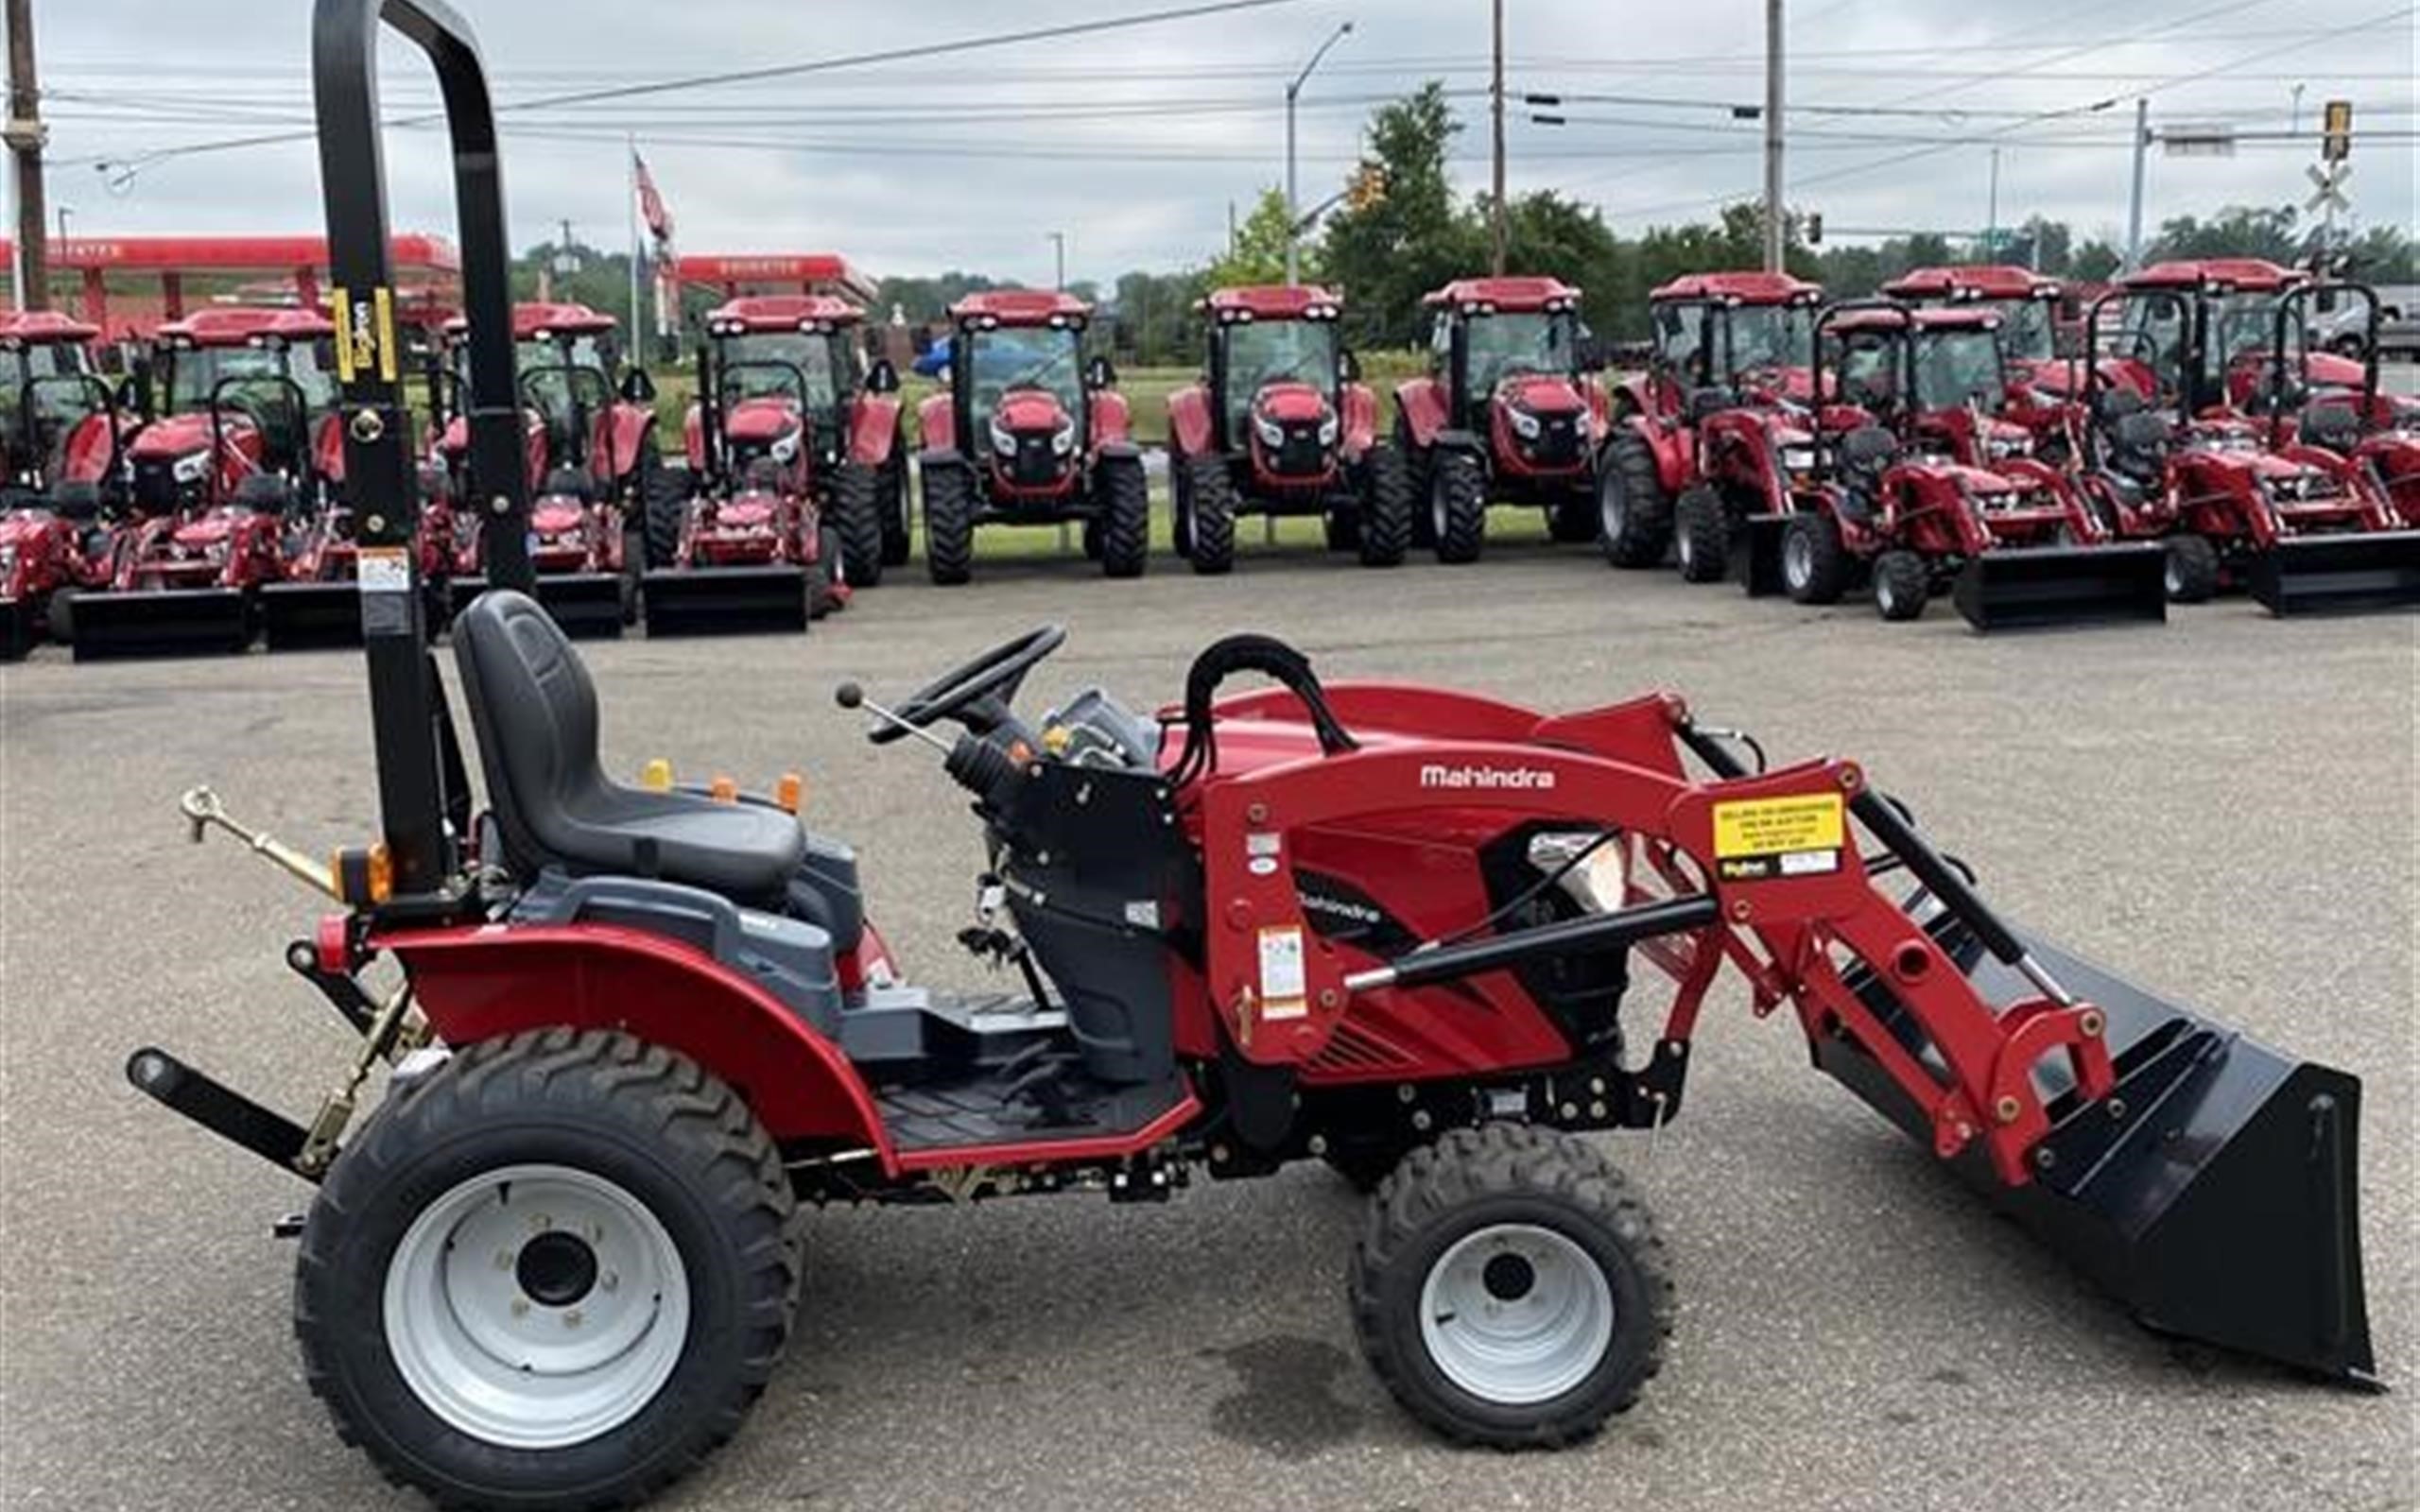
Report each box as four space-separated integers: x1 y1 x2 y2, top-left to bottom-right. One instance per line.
644 292 903 627
59 306 343 660
914 288 1148 585
0 310 135 659
1880 264 2093 461
2249 281 2420 540
1597 270 1824 580
1750 301 2167 629
2075 265 2420 614
1392 276 1609 563
1164 284 1412 572
124 8 2383 1507
432 302 673 637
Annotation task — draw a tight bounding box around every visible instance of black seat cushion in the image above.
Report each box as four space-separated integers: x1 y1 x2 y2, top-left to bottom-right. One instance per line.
453 590 805 900
1837 424 1898 474
2299 402 2360 454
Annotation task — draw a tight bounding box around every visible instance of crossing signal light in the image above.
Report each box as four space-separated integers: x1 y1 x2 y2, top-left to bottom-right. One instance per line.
2322 99 2352 163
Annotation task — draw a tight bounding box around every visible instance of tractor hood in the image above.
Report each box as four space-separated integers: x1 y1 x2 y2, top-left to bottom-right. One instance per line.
128 412 223 461
1252 382 1333 425
1494 372 1587 417
529 500 589 537
173 512 236 549
993 389 1072 435
723 396 802 446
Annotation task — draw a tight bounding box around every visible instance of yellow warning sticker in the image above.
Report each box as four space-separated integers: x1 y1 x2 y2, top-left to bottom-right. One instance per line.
1712 793 1845 860
331 285 398 385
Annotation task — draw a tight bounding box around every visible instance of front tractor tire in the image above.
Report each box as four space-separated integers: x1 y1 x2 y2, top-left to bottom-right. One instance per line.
1780 511 1849 605
1429 448 1487 565
641 452 691 572
1356 441 1414 568
830 460 887 589
1672 486 1729 583
876 445 912 568
2164 534 2220 603
1351 1124 1671 1449
1599 434 1673 569
923 462 977 586
1095 455 1150 579
294 1029 799 1512
1183 455 1236 576
1873 548 1929 621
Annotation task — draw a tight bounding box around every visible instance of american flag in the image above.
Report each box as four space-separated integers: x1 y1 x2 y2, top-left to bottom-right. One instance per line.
633 150 673 243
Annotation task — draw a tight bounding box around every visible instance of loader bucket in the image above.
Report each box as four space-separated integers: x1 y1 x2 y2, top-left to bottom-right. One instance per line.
1951 543 2168 631
531 572 631 641
65 588 253 661
641 566 808 638
1820 922 2376 1385
445 573 490 622
2244 531 2420 616
259 581 365 651
1737 513 1788 597
0 598 32 662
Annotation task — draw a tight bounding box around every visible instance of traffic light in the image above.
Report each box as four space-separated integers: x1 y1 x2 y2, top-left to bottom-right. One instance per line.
2322 99 2353 163
1347 163 1388 213
1806 212 1824 245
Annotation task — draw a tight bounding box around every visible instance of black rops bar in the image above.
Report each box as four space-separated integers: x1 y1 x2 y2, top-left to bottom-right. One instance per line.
1348 894 1723 994
312 0 526 898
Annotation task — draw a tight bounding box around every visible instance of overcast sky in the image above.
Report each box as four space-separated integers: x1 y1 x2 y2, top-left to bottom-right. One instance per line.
27 0 2417 285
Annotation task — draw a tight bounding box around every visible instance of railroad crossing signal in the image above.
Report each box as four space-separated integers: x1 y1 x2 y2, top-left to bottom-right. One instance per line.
2321 99 2353 163
2306 162 2351 216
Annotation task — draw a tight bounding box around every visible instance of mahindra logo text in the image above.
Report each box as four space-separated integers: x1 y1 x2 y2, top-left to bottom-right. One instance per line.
1418 764 1557 791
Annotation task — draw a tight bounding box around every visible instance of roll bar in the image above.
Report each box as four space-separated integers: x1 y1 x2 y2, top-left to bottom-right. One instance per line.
2269 282 2380 434
1806 298 1910 479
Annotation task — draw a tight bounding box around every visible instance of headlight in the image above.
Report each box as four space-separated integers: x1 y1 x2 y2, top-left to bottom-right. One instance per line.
1527 831 1628 914
1573 410 1594 441
171 452 212 485
0 545 18 576
769 430 800 465
1252 412 1286 449
1507 407 1543 439
1050 419 1077 457
1780 443 1817 474
1987 436 2031 460
988 416 1016 456
1317 414 1340 447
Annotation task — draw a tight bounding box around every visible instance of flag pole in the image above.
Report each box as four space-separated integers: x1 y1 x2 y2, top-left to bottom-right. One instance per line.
627 134 643 358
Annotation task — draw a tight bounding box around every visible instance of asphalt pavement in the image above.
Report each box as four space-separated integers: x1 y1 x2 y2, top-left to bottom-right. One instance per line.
1 536 2411 1512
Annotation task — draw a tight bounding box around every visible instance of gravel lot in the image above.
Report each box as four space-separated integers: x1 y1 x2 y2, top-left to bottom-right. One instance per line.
1 537 2411 1512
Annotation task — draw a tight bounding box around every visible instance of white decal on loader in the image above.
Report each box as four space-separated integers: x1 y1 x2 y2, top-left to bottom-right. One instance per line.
1418 764 1558 792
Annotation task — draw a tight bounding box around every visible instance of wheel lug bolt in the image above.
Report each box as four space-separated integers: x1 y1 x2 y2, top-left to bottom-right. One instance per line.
600 1272 620 1294
510 1297 530 1317
494 1249 514 1271
563 1308 583 1329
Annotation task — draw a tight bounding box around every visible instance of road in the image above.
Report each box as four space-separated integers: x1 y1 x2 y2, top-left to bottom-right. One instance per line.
1 540 2411 1512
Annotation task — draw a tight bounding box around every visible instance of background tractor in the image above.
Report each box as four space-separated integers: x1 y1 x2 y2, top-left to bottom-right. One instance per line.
1392 276 1607 563
1597 271 1824 580
1164 284 1411 573
914 289 1148 585
1 311 132 658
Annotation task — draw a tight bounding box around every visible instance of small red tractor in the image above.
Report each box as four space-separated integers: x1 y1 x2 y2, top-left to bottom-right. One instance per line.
434 302 671 637
0 310 134 658
1880 264 2090 461
915 289 1147 584
1597 270 1824 581
1757 301 2165 627
1392 276 1608 563
641 293 904 630
2251 280 2420 538
61 306 342 660
2076 262 2420 614
1164 284 1411 572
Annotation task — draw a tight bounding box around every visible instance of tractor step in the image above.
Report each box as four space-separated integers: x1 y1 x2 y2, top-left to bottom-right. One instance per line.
641 566 808 638
2246 531 2420 616
62 588 253 662
877 1066 1190 1155
1952 542 2169 631
260 581 367 652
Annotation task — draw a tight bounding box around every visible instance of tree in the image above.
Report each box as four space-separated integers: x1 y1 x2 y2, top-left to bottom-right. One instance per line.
1493 190 1622 334
1205 188 1305 289
2070 240 2123 283
2148 204 2301 264
1320 82 1470 348
1104 267 1208 368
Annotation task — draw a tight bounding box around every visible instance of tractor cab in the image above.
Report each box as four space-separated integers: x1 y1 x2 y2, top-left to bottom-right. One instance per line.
0 310 125 507
1639 271 1824 419
1204 285 1344 472
1882 265 2062 371
949 290 1093 498
129 307 339 518
2107 260 2371 421
693 295 866 481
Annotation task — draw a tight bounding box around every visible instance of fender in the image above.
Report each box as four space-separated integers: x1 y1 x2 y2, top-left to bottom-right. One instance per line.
1701 411 1789 514
1392 377 1450 450
1340 382 1378 457
1634 417 1695 498
1088 388 1132 449
1613 373 1657 421
59 412 117 486
1165 382 1217 460
1094 438 1143 464
596 402 657 486
915 391 956 457
311 412 348 486
1583 376 1612 437
845 392 903 468
379 923 898 1162
682 403 707 472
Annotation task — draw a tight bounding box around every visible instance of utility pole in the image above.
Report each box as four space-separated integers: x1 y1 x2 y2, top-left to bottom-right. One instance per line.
2124 97 2149 271
1284 20 1353 288
1047 231 1065 291
6 0 49 311
1984 146 1999 260
1489 0 1507 275
1762 0 1785 272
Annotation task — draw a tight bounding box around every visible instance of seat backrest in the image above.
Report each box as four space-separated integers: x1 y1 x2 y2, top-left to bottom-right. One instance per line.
452 589 603 878
2299 401 2360 454
1837 424 1898 473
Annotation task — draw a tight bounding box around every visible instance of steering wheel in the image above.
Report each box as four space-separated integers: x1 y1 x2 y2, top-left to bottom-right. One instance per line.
857 625 1066 745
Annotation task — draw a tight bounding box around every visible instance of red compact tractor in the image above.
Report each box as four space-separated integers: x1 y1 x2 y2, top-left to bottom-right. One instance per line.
1756 301 2165 627
1164 284 1410 572
1392 276 1608 562
915 289 1147 584
434 302 670 637
129 11 2384 1506
0 311 133 658
1880 265 2091 460
2076 262 2420 613
1597 271 1824 580
61 307 343 660
2251 281 2420 538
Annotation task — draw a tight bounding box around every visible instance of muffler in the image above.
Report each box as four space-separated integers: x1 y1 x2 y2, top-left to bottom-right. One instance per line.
641 566 809 638
260 581 366 651
64 588 254 661
1824 920 2376 1385
2245 531 2420 616
1952 542 2169 631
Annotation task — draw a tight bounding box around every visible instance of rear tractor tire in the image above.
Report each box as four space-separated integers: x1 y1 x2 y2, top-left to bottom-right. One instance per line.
923 463 977 587
1672 486 1729 583
1096 455 1150 579
2163 535 2220 604
1356 441 1414 568
641 454 691 572
1429 449 1487 565
1184 455 1236 576
830 460 887 590
1350 1124 1671 1449
1780 511 1849 605
1873 549 1929 621
294 1028 798 1512
876 446 912 568
1598 435 1674 569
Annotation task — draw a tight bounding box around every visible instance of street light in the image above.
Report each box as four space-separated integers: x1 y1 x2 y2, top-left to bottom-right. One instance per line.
1285 19 1354 288
1047 231 1066 291
55 203 70 244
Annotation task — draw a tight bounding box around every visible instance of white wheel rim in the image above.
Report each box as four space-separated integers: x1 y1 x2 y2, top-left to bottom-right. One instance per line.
1783 528 1811 591
2163 549 2184 595
1677 527 1696 570
1599 473 1625 540
1417 1223 1615 1406
384 1163 691 1451
1431 473 1450 539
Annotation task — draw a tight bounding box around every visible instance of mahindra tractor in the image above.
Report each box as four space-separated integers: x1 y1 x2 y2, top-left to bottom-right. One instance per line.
61 307 342 660
1392 277 1608 563
1164 284 1411 572
0 310 133 658
1756 301 2164 628
129 10 2382 1507
435 302 671 637
1597 271 1823 581
915 289 1147 585
1881 265 2089 460
2253 281 2420 546
642 295 898 631
2075 265 2418 614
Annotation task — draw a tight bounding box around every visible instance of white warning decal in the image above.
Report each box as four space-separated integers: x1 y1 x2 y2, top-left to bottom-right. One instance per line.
356 546 411 593
1257 925 1308 1019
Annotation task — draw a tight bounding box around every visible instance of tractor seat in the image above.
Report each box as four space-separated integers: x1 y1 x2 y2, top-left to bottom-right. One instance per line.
452 590 806 900
1837 425 1898 474
2299 402 2360 454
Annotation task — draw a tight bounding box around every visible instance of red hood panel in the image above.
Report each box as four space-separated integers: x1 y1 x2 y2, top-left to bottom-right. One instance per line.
724 397 801 444
994 390 1070 433
1495 374 1585 415
1253 382 1332 423
129 412 224 459
530 503 587 533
